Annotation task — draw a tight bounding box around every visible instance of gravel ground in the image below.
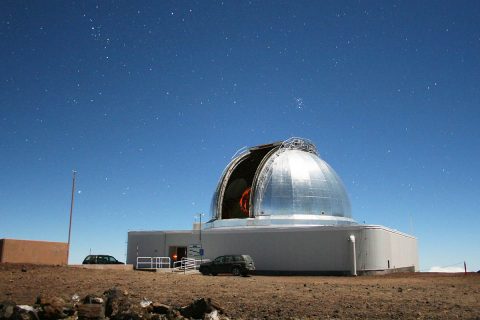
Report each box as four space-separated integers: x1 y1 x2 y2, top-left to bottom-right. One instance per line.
1 264 479 319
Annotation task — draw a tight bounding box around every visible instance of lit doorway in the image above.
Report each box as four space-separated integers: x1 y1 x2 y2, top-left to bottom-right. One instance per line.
168 246 187 266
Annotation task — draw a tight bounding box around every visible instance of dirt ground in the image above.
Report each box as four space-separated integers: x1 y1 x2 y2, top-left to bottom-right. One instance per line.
0 264 479 319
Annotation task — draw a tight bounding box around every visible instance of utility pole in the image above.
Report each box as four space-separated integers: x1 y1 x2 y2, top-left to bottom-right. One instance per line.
199 213 203 263
67 170 77 264
199 213 203 244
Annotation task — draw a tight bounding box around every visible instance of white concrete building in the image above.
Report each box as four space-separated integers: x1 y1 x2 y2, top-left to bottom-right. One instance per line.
127 138 418 275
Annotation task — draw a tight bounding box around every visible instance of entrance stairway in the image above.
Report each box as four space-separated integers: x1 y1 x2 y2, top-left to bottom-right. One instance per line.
172 257 200 274
136 257 208 274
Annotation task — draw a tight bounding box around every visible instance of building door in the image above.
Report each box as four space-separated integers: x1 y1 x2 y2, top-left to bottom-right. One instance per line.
176 247 187 261
169 246 187 266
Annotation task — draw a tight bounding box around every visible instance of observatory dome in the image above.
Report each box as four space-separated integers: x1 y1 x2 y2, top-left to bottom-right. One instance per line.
208 138 354 228
252 149 351 218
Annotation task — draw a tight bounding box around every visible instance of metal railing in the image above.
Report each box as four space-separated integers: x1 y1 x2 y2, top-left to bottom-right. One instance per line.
172 257 208 273
195 258 210 268
173 257 196 273
136 256 171 270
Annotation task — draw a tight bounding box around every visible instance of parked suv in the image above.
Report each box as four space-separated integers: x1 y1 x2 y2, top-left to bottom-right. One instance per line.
82 255 124 264
199 255 255 276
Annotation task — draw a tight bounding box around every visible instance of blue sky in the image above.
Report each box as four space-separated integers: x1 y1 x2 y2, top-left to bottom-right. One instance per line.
1 1 479 270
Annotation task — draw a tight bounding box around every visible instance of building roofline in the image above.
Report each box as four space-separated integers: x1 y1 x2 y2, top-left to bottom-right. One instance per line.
128 224 416 239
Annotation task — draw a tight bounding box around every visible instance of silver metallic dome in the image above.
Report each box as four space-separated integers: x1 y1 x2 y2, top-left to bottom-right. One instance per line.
208 138 354 228
252 149 351 218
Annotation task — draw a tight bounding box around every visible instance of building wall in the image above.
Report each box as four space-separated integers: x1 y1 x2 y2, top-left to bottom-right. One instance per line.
0 239 68 265
127 231 167 260
356 228 419 271
127 225 418 273
201 227 353 272
165 231 198 251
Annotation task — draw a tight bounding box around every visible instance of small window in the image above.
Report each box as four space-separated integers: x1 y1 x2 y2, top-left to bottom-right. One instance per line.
225 256 233 263
214 256 225 263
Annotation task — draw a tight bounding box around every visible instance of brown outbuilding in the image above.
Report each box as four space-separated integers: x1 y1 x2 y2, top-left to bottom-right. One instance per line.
0 238 68 265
